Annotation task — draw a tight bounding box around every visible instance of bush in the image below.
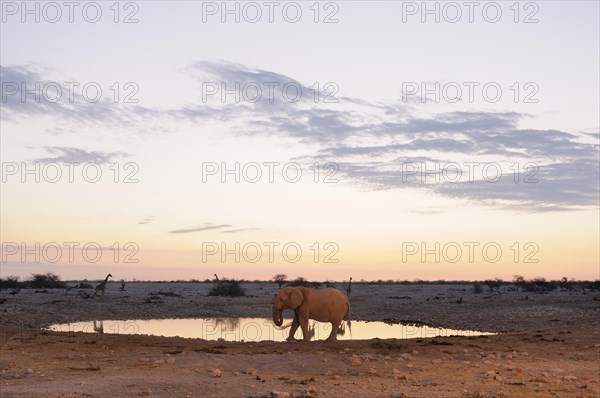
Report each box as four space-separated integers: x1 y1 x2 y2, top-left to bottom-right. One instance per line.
484 279 502 292
522 277 557 293
28 272 67 289
473 283 483 294
208 280 246 297
588 280 600 291
0 276 22 289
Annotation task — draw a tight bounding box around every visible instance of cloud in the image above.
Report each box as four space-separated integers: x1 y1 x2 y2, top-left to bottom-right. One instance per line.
168 223 232 234
138 216 155 225
32 146 128 164
1 64 157 126
5 61 598 212
221 228 260 234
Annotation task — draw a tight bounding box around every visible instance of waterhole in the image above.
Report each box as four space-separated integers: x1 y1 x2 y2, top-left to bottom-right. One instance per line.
46 318 494 341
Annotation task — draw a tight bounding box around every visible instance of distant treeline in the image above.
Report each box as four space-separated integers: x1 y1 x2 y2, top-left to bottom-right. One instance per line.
0 273 599 292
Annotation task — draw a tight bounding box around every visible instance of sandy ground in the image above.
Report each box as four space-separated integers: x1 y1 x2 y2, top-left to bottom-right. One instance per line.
1 282 599 397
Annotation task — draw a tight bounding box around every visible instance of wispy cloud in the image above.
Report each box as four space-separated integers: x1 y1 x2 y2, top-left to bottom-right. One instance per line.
1 64 157 126
5 61 599 212
33 146 128 164
169 223 232 234
221 228 260 234
138 216 155 225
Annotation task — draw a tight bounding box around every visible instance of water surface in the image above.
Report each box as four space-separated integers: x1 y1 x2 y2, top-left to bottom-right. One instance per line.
47 318 494 341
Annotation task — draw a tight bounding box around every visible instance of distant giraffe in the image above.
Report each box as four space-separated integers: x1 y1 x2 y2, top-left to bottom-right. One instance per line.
346 277 352 296
94 274 112 296
213 274 220 282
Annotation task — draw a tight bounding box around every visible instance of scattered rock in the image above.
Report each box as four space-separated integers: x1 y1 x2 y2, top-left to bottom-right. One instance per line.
270 391 290 398
212 369 222 378
350 355 361 366
299 387 316 397
431 359 442 364
165 356 176 365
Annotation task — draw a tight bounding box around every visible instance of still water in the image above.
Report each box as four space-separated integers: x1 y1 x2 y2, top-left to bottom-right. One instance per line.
46 318 494 341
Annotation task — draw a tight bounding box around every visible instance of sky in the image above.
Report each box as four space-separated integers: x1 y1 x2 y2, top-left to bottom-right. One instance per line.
1 1 599 282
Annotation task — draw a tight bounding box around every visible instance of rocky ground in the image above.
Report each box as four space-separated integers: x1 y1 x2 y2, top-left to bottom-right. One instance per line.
0 282 599 397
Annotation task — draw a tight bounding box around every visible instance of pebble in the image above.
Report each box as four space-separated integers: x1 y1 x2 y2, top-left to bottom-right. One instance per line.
350 355 361 366
270 391 290 398
300 387 316 397
165 356 176 365
431 359 442 364
212 369 222 378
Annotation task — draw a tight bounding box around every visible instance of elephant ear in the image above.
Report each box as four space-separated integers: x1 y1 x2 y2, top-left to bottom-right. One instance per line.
288 288 303 309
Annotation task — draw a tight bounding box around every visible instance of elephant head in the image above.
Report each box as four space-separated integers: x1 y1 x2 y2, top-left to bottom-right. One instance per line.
272 287 304 327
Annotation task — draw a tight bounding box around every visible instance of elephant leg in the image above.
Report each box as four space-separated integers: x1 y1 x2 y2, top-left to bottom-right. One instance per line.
327 321 340 342
287 313 300 341
300 317 310 342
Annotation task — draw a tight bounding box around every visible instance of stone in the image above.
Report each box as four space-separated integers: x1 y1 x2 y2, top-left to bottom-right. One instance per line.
350 355 361 366
300 387 316 397
212 369 222 378
270 391 290 398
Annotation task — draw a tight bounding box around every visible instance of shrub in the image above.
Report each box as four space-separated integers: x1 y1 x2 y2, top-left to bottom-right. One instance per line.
0 276 22 289
588 280 600 291
484 279 502 292
28 273 67 289
289 277 308 287
208 280 246 297
522 277 558 293
473 283 483 294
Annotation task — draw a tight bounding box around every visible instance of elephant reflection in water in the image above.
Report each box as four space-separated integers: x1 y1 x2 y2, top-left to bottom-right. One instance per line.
93 320 104 334
214 318 240 331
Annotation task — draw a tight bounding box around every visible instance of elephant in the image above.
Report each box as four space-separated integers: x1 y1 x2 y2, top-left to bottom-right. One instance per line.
272 286 350 342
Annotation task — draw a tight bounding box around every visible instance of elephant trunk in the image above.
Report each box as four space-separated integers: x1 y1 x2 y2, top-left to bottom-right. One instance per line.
272 307 283 327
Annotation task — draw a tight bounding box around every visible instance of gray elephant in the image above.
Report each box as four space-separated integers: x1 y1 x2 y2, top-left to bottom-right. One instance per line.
272 286 350 342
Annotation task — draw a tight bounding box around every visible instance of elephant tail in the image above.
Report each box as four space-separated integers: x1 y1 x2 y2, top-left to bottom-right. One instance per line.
343 299 351 321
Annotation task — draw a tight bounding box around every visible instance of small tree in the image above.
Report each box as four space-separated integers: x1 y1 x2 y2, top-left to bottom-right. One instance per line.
513 275 525 291
272 274 287 289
